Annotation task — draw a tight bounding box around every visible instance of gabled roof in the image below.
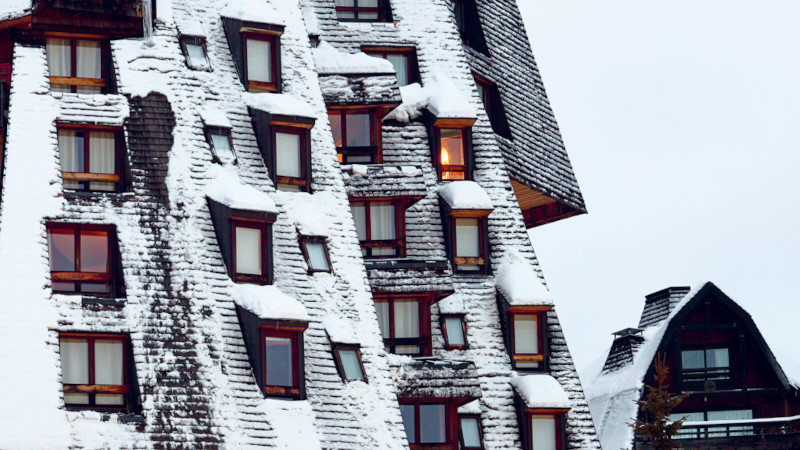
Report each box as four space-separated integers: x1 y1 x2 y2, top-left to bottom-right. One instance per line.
583 282 800 450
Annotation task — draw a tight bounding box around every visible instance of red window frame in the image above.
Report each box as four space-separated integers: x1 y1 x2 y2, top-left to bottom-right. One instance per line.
509 310 547 371
329 107 382 164
399 399 459 448
361 46 419 86
299 236 332 273
58 332 131 411
523 409 568 450
350 198 406 258
260 328 303 398
335 0 391 23
332 344 368 383
458 414 484 450
47 223 117 296
243 32 279 92
45 34 109 94
232 218 271 285
271 125 310 191
441 314 468 350
57 124 123 193
374 294 432 357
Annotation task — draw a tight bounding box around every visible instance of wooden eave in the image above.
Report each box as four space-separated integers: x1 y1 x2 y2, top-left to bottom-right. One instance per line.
0 15 32 31
508 305 553 314
511 179 583 228
433 117 477 128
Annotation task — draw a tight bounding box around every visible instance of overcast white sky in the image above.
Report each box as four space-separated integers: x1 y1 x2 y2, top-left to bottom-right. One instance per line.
518 1 800 375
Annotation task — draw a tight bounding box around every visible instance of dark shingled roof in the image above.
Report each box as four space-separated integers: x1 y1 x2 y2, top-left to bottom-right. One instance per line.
394 358 482 400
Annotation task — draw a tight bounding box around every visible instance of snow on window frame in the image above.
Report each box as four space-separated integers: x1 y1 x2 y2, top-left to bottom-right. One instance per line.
204 125 236 165
179 35 211 71
441 314 468 350
332 344 367 383
299 235 332 273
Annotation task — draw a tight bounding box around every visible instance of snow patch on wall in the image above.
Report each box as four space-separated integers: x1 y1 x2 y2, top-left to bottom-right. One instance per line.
495 250 552 306
234 284 310 321
206 166 278 213
384 70 477 123
274 191 335 236
199 107 232 129
262 400 322 449
511 374 571 409
313 41 395 75
438 181 493 211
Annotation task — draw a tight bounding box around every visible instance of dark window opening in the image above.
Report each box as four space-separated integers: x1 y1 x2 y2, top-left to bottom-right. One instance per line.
441 314 468 350
47 223 122 297
329 108 381 164
299 236 332 273
57 125 125 193
335 0 393 22
46 36 112 94
180 35 210 70
473 74 512 139
452 0 489 54
374 295 431 356
362 47 419 86
333 345 367 382
244 32 279 92
205 126 236 165
350 199 406 258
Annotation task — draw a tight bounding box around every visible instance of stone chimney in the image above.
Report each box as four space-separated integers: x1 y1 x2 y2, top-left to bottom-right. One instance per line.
601 328 645 373
637 286 691 328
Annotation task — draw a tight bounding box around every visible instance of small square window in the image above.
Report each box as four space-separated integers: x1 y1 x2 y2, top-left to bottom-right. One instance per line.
57 125 124 192
459 416 484 449
329 108 380 164
47 223 120 296
442 315 468 349
333 345 367 382
300 237 332 273
205 126 236 164
181 36 210 71
335 0 392 22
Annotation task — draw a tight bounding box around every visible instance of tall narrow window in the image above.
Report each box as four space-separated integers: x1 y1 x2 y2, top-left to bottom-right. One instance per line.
333 345 367 382
335 0 392 22
362 47 418 86
47 224 117 296
205 126 236 164
452 0 489 54
262 329 302 398
432 121 473 180
459 416 484 449
374 296 431 356
59 333 132 410
300 236 332 273
58 126 122 192
442 315 468 349
181 36 210 70
511 312 545 370
272 126 309 191
454 217 483 272
350 199 404 257
46 37 109 94
245 33 279 92
329 108 380 164
531 415 558 450
233 220 270 284
473 74 512 138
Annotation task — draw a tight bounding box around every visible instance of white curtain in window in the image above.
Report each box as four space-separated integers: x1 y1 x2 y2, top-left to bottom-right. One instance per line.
46 38 71 77
60 339 89 384
400 404 416 444
513 315 538 354
265 336 293 387
276 132 302 178
444 316 465 346
531 415 557 450
707 409 752 421
393 300 419 338
345 113 371 147
350 203 366 241
370 202 395 240
236 227 262 275
706 348 729 368
455 218 479 257
246 39 271 83
339 349 364 381
440 129 464 166
374 301 390 339
79 231 109 273
58 130 83 173
89 131 115 191
94 340 123 385
76 40 102 79
305 242 329 271
386 54 409 86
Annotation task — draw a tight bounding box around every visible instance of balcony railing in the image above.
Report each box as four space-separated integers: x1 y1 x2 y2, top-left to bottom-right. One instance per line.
636 415 800 449
680 367 731 384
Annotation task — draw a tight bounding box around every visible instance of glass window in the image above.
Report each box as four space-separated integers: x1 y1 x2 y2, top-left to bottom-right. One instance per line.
455 218 480 269
681 350 705 370
420 403 446 443
400 404 416 444
335 0 386 22
304 241 330 272
531 415 557 450
514 314 539 354
247 38 272 83
337 348 365 382
440 128 466 180
370 201 396 243
374 300 390 339
707 348 729 368
329 109 378 163
351 202 367 243
460 416 482 448
350 200 401 257
47 226 113 295
394 299 420 355
47 38 72 78
76 40 102 80
58 128 120 192
265 336 293 387
182 37 209 70
374 297 425 355
444 316 466 347
235 226 262 276
386 53 410 86
46 38 105 94
209 130 235 164
59 335 127 409
345 112 371 147
275 132 302 178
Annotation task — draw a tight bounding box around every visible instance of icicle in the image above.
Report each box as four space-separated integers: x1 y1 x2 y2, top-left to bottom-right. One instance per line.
142 0 154 47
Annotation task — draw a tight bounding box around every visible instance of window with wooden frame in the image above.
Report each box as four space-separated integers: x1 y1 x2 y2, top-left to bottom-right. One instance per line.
233 218 271 284
441 314 468 350
350 198 407 258
272 125 311 192
180 35 210 71
57 124 125 192
205 126 236 165
452 0 489 55
441 210 489 275
332 344 367 383
458 415 484 449
261 328 303 398
47 223 122 296
58 333 137 411
362 47 419 87
680 347 731 387
329 107 381 164
299 236 332 273
45 35 112 94
373 295 433 356
244 32 280 92
473 73 512 139
399 400 459 448
431 118 475 181
520 410 567 450
510 310 547 371
334 0 393 23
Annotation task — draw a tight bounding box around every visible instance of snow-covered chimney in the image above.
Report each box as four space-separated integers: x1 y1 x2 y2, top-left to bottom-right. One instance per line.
637 286 691 328
601 328 645 373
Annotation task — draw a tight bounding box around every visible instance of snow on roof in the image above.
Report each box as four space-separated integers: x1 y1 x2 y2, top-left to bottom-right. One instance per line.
200 107 232 129
384 70 477 123
438 293 466 314
262 400 322 449
205 167 278 213
0 0 30 22
220 0 285 25
312 41 395 75
234 284 309 322
244 92 316 119
274 191 335 236
457 399 482 415
438 181 493 211
300 4 320 35
176 18 205 37
511 374 571 409
324 316 360 345
495 250 552 306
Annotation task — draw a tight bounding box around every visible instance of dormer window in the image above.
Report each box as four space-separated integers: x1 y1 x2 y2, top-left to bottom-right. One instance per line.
362 47 419 86
680 347 731 388
333 345 367 382
432 119 474 181
512 375 571 450
335 0 393 22
262 329 302 396
300 236 332 273
205 126 236 164
234 220 270 284
439 182 492 274
46 36 110 94
454 217 485 272
452 0 489 54
47 223 124 297
473 73 512 139
181 36 210 70
329 108 381 164
374 294 433 356
459 415 484 449
273 126 310 191
350 198 407 257
511 312 546 370
58 125 125 192
441 314 468 350
245 33 279 92
529 414 564 450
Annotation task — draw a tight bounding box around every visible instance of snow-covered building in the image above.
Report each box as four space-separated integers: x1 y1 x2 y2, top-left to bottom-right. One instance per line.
0 0 599 448
583 282 800 450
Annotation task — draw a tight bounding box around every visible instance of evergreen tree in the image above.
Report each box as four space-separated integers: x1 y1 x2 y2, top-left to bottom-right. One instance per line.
631 353 690 450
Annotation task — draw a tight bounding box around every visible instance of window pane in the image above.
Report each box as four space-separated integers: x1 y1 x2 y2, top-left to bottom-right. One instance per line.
350 203 366 241
76 86 102 95
460 417 481 447
265 336 293 387
305 242 330 271
707 348 729 368
531 415 557 450
345 112 371 147
359 11 379 20
513 314 539 354
89 131 116 191
386 54 409 86
49 229 76 272
76 40 102 79
46 38 72 77
60 339 89 384
95 394 124 405
276 132 302 178
360 0 378 6
681 350 705 370
58 130 84 175
374 301 390 339
81 283 110 294
400 404 416 444
247 39 272 83
186 43 207 68
235 226 262 275
80 230 109 273
339 349 365 381
707 409 752 421
420 404 446 443
335 0 355 6
455 218 480 258
64 393 89 405
440 128 465 166
445 316 465 346
211 132 235 164
476 83 487 109
393 299 419 338
369 201 395 240
329 112 343 147
94 340 123 385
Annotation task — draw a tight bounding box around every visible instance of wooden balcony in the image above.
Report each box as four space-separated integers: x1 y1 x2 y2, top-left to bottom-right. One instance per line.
635 415 800 450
